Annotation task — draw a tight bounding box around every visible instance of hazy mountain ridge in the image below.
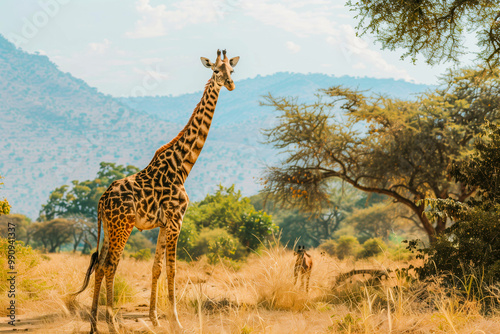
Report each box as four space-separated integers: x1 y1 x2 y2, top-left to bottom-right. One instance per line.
0 35 431 219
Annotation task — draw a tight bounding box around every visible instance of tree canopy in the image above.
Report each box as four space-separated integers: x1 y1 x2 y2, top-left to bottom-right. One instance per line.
262 67 500 243
348 0 500 67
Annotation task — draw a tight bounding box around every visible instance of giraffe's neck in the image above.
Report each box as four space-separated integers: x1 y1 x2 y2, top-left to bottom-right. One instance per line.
151 78 221 184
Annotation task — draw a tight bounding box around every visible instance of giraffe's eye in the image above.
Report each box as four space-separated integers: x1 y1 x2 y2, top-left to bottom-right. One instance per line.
214 70 220 74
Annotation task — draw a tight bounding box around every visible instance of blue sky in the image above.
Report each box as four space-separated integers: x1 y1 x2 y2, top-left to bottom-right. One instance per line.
0 0 475 96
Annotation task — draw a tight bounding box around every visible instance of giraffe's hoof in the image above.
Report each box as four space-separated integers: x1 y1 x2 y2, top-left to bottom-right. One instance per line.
149 314 159 327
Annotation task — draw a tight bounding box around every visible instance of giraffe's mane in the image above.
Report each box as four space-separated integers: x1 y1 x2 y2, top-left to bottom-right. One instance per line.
149 79 212 163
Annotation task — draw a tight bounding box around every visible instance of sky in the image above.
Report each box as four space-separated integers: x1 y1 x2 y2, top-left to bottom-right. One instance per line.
0 0 476 97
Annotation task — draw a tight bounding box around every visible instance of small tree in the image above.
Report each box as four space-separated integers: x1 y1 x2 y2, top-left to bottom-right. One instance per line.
231 210 277 251
31 218 73 253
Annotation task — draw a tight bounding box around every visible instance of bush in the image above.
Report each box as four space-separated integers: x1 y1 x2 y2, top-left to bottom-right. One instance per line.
186 228 246 262
125 232 154 253
130 248 152 261
335 236 361 260
232 210 278 251
318 239 336 256
99 274 136 306
207 235 238 265
357 238 387 259
0 238 45 313
415 206 500 284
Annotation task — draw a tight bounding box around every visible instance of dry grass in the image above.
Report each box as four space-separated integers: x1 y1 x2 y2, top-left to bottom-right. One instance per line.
2 244 500 334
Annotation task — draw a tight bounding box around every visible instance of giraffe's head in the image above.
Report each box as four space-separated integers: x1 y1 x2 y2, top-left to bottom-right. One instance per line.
295 245 306 258
200 49 240 91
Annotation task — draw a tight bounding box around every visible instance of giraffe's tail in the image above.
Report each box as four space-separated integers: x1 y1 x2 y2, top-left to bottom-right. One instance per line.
71 211 102 297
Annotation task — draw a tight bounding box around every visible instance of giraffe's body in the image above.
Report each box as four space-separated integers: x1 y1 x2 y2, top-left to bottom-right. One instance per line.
72 50 239 333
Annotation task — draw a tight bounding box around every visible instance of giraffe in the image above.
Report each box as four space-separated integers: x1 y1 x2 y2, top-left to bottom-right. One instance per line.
71 49 240 333
293 245 313 292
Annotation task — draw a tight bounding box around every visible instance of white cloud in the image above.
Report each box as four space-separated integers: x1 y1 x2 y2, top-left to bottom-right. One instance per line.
242 0 338 37
286 41 301 53
126 0 222 38
140 57 164 65
89 39 110 54
352 62 366 69
329 25 414 82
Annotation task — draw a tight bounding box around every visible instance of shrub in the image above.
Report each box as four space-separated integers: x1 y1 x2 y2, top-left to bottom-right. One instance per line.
99 274 136 306
207 235 237 265
130 248 152 261
125 232 154 253
0 238 45 314
335 236 360 260
186 228 246 262
318 239 336 256
357 238 387 259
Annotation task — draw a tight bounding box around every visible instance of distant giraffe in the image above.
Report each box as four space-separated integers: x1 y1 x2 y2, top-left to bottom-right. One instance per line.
293 245 313 292
72 49 240 333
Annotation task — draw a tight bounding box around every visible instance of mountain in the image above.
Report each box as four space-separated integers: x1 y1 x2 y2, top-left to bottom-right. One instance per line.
0 35 431 219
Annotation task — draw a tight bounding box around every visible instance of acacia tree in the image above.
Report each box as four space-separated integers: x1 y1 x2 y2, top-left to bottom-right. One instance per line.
262 68 500 244
31 218 73 253
348 0 500 67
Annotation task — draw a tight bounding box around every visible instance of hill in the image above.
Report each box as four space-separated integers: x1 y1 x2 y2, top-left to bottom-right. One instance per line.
0 35 431 219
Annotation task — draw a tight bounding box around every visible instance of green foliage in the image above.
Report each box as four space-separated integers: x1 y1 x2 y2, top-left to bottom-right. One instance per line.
99 274 136 306
414 123 500 298
233 210 277 251
347 1 500 67
39 162 140 221
417 205 500 284
207 234 238 265
187 184 253 231
183 185 276 255
177 218 198 261
125 232 154 254
186 228 246 262
335 236 361 260
130 248 152 261
0 238 45 302
262 68 500 243
357 238 387 259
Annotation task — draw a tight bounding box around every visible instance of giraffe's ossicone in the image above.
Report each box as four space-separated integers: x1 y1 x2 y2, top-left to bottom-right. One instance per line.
71 49 240 334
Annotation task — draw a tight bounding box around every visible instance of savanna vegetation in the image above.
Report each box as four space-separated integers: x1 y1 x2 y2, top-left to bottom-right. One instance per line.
2 1 500 332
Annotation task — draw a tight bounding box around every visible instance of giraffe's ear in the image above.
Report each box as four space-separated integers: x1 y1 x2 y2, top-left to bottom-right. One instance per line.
200 57 213 68
229 56 240 67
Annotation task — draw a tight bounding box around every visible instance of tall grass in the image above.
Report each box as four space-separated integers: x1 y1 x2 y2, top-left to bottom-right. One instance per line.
5 239 500 333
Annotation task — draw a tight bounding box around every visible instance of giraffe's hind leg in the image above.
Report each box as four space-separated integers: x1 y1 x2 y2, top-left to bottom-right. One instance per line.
103 223 133 333
149 227 167 327
90 266 104 334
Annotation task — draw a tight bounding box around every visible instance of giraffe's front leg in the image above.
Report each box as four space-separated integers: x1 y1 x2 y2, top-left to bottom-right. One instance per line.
165 228 183 331
149 227 167 327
